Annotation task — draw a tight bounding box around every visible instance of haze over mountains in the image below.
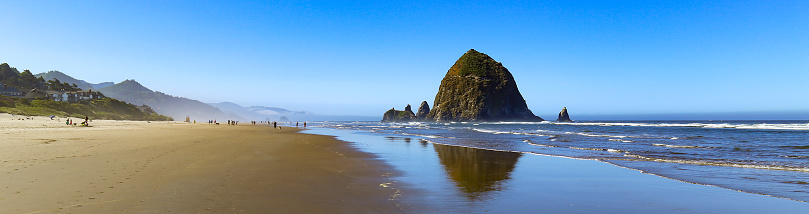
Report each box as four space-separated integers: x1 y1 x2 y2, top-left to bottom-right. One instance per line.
34 71 373 121
36 71 114 90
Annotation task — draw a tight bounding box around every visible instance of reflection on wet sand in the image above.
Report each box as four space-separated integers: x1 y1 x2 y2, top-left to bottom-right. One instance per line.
419 139 429 148
434 144 522 200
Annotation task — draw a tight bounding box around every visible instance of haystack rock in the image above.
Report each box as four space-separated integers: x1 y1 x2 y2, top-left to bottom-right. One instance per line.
556 107 573 122
415 101 430 120
381 104 416 122
426 49 543 122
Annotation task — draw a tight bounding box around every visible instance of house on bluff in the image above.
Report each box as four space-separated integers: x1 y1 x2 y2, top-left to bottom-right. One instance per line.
0 83 23 97
47 89 106 103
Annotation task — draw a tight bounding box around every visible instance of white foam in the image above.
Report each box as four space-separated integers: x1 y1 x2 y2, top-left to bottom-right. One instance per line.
471 128 510 134
490 121 546 125
528 142 559 148
652 143 704 149
622 154 809 172
572 132 628 138
569 147 606 151
559 122 809 130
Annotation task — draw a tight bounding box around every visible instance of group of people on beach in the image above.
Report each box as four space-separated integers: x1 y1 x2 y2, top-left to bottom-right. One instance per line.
64 116 90 127
203 119 307 129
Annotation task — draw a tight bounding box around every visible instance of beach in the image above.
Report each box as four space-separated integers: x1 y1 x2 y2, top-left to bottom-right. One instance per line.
0 114 402 213
307 126 809 213
3 114 809 213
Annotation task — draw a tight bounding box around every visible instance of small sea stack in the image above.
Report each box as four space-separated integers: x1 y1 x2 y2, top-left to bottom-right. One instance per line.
381 105 416 122
556 107 573 122
415 101 430 120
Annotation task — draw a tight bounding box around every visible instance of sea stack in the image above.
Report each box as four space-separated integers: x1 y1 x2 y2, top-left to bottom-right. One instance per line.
426 49 543 122
415 101 430 120
556 107 573 122
381 105 416 122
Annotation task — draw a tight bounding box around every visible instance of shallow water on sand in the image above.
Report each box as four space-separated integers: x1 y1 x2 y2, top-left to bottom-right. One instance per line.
316 120 809 203
304 128 809 213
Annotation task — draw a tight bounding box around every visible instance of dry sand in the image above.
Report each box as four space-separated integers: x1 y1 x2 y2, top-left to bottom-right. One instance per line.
0 114 403 213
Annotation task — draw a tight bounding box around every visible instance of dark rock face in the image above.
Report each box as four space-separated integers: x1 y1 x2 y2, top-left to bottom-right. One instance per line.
427 49 543 122
382 105 416 122
404 104 414 115
416 101 430 120
556 107 572 122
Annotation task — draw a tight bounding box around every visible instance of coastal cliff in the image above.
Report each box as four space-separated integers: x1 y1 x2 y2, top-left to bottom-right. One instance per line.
426 49 543 122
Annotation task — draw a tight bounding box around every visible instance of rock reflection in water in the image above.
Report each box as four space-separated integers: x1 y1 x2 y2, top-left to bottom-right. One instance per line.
434 144 522 200
419 139 429 148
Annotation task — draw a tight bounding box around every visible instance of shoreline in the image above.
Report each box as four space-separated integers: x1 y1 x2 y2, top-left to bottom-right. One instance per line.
0 114 406 213
4 114 808 213
306 127 809 213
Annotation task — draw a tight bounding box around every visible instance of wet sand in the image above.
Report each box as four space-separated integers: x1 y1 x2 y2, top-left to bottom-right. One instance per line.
0 114 402 213
307 128 809 214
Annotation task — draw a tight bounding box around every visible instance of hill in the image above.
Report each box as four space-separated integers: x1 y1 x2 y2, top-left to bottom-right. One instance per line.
35 71 92 90
98 80 237 121
0 97 172 121
209 102 377 122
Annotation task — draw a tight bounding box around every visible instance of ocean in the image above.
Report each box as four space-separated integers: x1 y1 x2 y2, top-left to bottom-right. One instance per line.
312 120 809 203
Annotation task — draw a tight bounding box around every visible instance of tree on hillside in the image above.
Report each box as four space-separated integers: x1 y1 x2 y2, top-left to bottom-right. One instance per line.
0 63 47 90
46 78 81 91
0 63 19 80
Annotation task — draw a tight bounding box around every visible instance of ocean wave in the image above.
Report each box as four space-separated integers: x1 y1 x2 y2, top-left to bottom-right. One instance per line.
652 143 711 149
560 122 809 131
527 142 560 148
471 128 511 134
395 132 443 139
565 131 629 138
616 154 809 172
569 146 627 153
779 155 809 159
490 121 547 125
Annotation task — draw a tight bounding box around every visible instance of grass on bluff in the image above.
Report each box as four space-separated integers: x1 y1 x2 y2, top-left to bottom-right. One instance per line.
0 96 172 121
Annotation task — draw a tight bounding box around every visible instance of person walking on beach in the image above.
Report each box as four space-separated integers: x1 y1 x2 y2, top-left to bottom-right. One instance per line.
304 122 307 128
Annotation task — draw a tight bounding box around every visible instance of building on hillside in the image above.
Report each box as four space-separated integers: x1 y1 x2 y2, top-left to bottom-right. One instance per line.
0 83 23 97
24 89 48 99
46 89 106 103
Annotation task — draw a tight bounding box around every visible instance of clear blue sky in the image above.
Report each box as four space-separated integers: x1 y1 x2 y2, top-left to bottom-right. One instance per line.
1 0 807 118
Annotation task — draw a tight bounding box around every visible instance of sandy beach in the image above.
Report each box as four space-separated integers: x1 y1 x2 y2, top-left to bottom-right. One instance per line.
4 114 809 213
0 114 402 213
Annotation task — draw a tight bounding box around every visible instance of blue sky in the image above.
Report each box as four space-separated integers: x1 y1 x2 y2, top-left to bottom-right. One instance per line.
1 0 807 118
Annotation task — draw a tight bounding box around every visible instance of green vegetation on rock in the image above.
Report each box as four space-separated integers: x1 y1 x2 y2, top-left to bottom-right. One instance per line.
382 105 416 122
426 49 543 122
0 96 173 121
